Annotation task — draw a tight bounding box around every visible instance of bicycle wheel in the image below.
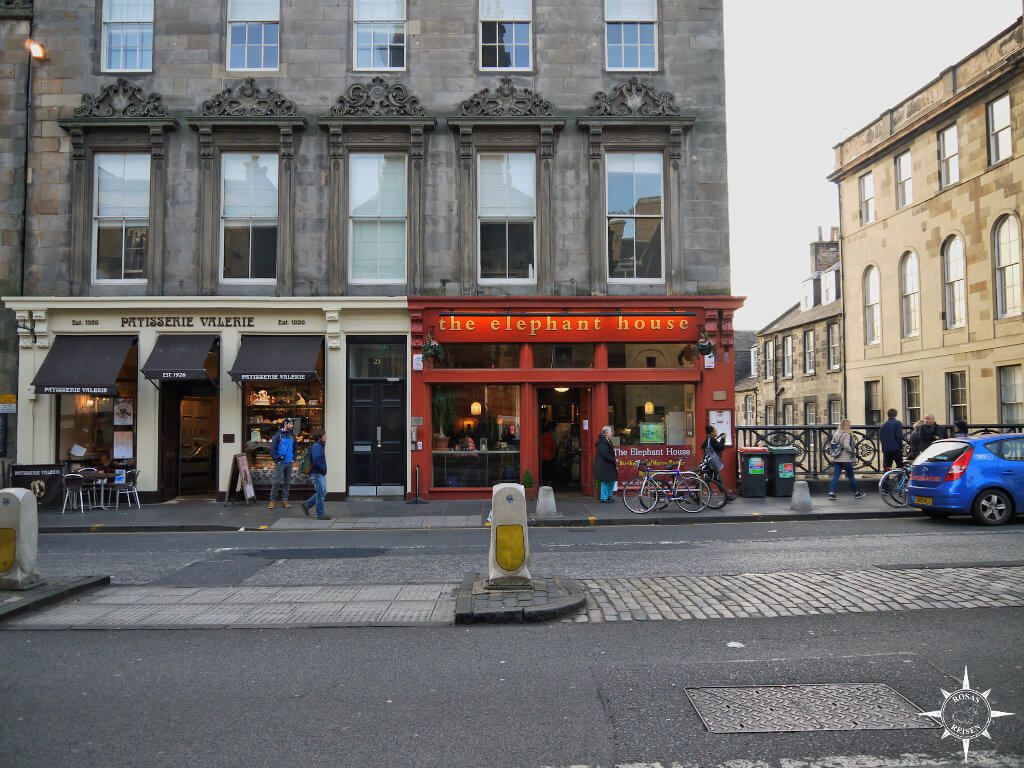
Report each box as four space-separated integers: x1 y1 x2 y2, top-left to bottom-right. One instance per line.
673 474 708 513
879 470 904 508
892 471 909 506
622 476 658 514
703 476 728 509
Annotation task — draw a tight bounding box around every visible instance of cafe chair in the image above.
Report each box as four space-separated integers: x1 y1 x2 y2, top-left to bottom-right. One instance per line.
113 469 141 510
79 467 102 509
61 474 86 514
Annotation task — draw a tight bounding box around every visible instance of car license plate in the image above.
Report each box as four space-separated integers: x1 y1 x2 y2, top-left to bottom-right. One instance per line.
914 496 932 506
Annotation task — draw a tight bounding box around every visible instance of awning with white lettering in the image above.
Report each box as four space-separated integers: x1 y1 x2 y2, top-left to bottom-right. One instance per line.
141 334 219 384
228 336 324 384
31 335 136 395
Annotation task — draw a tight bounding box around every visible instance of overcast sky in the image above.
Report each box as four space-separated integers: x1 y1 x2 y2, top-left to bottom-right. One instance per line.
724 0 1022 331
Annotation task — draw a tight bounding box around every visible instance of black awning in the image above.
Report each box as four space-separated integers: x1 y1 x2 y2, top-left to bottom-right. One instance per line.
228 336 324 383
141 334 219 383
32 335 135 395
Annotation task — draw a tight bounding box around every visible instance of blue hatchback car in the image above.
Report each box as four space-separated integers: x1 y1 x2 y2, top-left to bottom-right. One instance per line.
907 435 1024 525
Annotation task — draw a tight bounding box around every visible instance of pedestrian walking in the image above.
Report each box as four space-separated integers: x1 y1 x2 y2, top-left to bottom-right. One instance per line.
268 418 295 509
879 408 904 469
952 420 969 438
827 418 865 501
908 419 925 461
541 422 558 486
301 430 331 520
701 425 735 501
594 425 618 503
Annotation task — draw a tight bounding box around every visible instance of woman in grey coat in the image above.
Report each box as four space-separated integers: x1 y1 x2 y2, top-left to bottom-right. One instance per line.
828 419 865 501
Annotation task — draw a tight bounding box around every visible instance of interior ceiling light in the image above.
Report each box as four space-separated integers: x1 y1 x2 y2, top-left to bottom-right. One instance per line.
554 387 569 393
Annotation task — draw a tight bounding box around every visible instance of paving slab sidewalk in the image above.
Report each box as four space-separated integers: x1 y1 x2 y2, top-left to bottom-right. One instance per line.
36 491 915 533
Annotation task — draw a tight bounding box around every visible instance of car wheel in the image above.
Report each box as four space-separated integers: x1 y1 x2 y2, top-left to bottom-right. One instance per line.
972 489 1014 526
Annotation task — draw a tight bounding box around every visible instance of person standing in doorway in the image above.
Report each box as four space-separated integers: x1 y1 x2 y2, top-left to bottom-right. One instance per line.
268 418 295 510
540 422 558 487
879 408 904 469
828 418 865 501
301 431 331 520
594 425 618 503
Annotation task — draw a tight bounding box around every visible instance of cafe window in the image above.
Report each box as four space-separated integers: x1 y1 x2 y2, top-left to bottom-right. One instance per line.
432 384 520 488
222 152 279 283
608 383 696 451
478 152 536 282
607 342 696 369
533 344 595 369
442 343 520 369
607 152 663 282
93 153 150 283
58 352 138 469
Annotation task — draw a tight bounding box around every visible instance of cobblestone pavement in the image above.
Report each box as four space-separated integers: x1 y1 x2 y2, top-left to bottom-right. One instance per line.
564 566 1024 623
1 584 457 629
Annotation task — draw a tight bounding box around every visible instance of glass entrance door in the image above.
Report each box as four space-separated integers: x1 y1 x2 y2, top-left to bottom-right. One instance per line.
347 339 407 496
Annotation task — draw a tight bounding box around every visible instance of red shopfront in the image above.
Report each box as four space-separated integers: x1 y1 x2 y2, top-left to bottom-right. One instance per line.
409 297 743 500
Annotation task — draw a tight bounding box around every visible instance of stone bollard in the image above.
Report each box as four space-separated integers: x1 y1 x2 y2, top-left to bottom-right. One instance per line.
535 485 558 518
488 483 532 587
0 488 42 590
789 480 813 513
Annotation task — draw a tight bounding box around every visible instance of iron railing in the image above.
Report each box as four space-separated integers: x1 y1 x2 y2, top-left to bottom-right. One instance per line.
735 424 1024 479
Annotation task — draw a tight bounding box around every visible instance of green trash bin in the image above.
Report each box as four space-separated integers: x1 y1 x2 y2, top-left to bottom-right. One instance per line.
767 445 798 497
737 446 769 498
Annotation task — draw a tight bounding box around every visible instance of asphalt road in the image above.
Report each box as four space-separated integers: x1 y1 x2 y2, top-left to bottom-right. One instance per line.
34 516 1024 586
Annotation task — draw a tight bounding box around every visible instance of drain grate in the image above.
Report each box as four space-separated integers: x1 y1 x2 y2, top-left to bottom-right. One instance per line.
685 683 940 734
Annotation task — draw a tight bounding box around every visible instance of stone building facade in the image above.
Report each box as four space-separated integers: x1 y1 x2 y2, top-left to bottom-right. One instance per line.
830 17 1024 428
2 0 739 501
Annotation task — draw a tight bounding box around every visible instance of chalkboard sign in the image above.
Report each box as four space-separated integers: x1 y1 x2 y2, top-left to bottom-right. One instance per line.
225 453 256 505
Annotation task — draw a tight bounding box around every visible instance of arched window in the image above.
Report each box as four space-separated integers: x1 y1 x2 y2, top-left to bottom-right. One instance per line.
899 251 920 338
863 266 880 344
942 236 966 329
995 215 1022 318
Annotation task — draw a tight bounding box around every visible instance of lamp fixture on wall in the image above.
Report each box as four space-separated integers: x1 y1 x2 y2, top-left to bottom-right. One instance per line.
470 401 482 416
644 401 655 416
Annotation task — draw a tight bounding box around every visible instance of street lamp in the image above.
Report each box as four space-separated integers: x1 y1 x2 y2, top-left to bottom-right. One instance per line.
26 40 47 61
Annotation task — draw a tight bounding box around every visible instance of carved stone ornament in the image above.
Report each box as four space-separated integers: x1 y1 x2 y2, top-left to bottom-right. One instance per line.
330 77 424 117
73 78 167 119
459 77 553 118
201 78 295 118
0 0 33 13
586 76 682 117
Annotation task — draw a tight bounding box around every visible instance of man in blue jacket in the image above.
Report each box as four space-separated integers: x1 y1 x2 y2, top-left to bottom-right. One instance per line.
879 408 904 470
268 418 295 510
301 430 331 520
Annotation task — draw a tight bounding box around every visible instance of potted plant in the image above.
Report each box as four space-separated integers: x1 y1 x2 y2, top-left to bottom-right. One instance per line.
695 330 716 356
422 333 445 367
522 468 537 499
432 388 455 451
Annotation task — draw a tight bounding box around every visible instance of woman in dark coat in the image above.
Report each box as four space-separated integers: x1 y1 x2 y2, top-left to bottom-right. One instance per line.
594 425 618 503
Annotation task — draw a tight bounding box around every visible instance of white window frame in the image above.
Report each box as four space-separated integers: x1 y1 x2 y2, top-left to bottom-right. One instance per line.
895 150 912 208
479 0 533 71
864 380 881 425
938 124 960 188
744 394 755 425
804 400 817 426
998 364 1023 424
765 404 775 424
101 0 155 73
858 172 875 225
902 375 921 425
764 340 775 381
348 152 408 285
801 278 815 311
782 403 794 426
354 0 407 72
827 322 840 370
995 215 1022 318
828 399 842 425
988 93 1012 165
822 267 838 304
782 335 793 378
227 0 281 72
942 235 966 329
91 152 150 285
219 152 279 285
477 151 537 285
748 345 758 378
946 370 968 424
803 329 815 374
604 0 658 72
606 151 665 285
900 251 920 338
864 266 881 345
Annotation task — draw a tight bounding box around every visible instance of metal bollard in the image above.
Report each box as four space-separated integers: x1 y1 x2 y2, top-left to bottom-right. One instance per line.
487 483 531 587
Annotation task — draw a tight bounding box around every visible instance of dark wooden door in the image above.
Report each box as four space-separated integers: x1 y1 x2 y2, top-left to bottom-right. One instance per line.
348 380 406 495
158 387 180 501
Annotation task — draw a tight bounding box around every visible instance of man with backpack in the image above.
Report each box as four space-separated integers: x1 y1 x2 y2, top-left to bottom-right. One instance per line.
827 418 865 501
268 418 295 510
300 431 331 520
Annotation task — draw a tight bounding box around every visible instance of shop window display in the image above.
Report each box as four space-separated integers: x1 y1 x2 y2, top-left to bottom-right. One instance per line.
532 344 594 368
608 383 696 449
244 381 324 489
58 353 138 470
432 384 520 488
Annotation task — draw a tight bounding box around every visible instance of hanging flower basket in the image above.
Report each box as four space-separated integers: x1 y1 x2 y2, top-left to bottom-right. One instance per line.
695 331 716 356
422 333 446 366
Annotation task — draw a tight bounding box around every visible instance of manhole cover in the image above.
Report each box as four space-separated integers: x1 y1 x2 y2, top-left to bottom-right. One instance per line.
685 683 940 733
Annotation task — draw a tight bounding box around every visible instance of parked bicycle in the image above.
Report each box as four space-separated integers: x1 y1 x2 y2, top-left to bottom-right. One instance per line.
621 460 710 514
878 465 910 508
697 456 729 510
